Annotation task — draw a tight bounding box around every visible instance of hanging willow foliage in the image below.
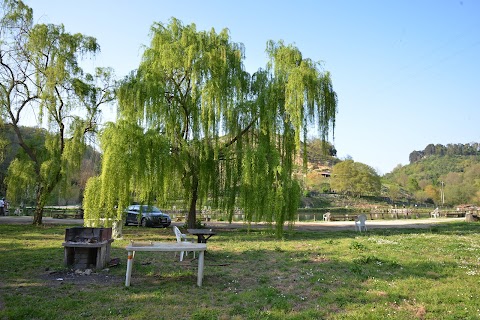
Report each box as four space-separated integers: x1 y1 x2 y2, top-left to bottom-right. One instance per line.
84 18 337 237
1 1 115 225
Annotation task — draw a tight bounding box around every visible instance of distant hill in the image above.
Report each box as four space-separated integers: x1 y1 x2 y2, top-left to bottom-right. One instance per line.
409 142 480 164
299 141 480 209
384 143 480 206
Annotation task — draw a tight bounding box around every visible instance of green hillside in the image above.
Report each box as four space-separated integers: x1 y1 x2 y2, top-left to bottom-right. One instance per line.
386 155 480 183
304 142 480 209
0 124 101 206
384 153 480 206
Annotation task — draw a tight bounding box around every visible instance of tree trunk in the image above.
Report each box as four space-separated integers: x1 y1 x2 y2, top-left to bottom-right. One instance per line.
33 206 44 225
32 166 62 226
33 187 45 225
112 219 123 239
187 173 199 229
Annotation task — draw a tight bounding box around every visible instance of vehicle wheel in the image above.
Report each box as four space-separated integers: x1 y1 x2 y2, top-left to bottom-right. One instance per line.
141 218 148 227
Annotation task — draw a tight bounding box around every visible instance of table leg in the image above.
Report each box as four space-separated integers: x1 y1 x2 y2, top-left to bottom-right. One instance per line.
125 250 134 287
197 250 205 286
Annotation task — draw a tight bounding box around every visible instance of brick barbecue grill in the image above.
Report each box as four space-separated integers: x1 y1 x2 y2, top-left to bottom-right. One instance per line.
62 227 114 270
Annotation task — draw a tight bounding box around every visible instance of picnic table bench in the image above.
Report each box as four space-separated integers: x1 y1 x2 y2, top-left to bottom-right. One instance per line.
174 215 211 222
52 212 84 219
52 211 83 219
175 215 186 222
187 229 216 243
44 207 83 219
327 214 358 221
444 211 466 218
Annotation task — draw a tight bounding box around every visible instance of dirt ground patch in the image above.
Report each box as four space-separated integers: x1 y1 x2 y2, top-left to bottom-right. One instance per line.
40 268 123 286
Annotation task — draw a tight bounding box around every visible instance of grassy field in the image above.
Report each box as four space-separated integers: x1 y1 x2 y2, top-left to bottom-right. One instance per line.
0 222 479 319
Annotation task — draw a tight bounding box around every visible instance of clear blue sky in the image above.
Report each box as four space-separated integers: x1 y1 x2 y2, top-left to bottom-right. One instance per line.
25 0 480 175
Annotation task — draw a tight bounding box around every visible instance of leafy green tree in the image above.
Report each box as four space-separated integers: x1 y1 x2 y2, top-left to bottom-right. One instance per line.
424 185 439 204
441 165 480 205
387 184 401 202
305 171 330 193
84 18 337 235
0 0 114 224
305 138 337 162
330 160 381 197
471 190 480 206
396 172 409 187
407 177 420 192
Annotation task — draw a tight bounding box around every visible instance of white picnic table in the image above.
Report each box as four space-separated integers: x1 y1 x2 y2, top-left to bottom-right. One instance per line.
125 241 207 287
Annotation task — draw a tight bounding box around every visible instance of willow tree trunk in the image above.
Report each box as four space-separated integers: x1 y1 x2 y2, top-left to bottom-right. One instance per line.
32 169 61 225
33 186 45 225
187 173 199 229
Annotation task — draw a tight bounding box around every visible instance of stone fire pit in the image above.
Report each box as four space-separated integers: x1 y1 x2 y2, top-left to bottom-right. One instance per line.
62 227 114 270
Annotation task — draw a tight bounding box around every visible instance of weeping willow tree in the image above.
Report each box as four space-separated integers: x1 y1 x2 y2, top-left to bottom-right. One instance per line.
84 18 337 236
0 0 115 225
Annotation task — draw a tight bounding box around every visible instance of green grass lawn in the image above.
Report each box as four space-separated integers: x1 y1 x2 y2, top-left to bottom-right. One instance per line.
0 222 479 319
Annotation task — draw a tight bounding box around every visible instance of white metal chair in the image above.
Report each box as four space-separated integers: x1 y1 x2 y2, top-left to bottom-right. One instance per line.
430 207 440 218
355 214 367 232
173 226 195 261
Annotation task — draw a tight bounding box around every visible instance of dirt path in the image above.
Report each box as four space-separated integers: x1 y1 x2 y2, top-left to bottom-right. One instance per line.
0 216 83 225
0 216 464 231
205 217 464 231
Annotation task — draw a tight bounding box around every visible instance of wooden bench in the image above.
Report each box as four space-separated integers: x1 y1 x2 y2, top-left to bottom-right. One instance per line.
52 212 83 219
328 214 358 221
445 212 466 218
52 213 65 219
46 207 83 219
174 215 210 222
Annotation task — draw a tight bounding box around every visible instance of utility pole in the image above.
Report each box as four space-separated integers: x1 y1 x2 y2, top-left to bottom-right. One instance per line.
440 181 445 206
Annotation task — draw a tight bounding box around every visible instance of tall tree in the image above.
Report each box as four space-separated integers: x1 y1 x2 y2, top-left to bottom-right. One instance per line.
330 160 381 197
305 138 337 163
0 0 114 224
84 18 337 235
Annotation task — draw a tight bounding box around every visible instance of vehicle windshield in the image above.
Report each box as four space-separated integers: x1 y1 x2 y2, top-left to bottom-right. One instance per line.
140 205 161 213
